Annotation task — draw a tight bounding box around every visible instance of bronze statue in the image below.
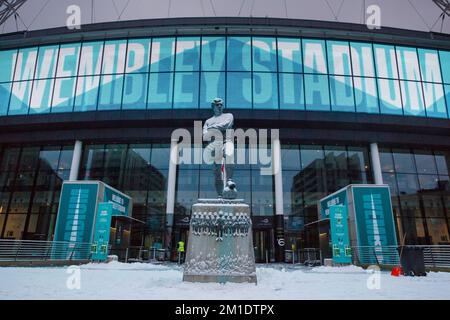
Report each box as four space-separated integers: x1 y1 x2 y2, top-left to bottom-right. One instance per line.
202 98 237 199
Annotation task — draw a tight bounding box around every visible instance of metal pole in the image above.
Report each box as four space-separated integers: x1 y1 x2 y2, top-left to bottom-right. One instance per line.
272 136 285 262
69 140 83 181
370 142 383 185
125 248 128 263
165 138 178 257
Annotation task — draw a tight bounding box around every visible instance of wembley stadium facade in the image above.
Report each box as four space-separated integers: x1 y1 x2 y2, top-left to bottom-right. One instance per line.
0 16 449 262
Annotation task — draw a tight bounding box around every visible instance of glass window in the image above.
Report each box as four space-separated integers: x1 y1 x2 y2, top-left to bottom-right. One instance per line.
418 174 439 191
439 51 450 84
281 145 301 171
58 146 74 171
201 36 226 71
51 77 77 112
199 72 225 109
126 38 151 73
3 214 27 239
74 75 100 112
101 40 127 75
397 173 420 195
29 78 54 114
418 49 443 83
251 170 274 216
55 43 80 78
350 42 375 77
150 37 176 72
147 72 173 109
300 145 325 169
330 76 355 112
303 39 327 74
226 72 252 109
414 150 438 174
173 72 199 109
175 37 201 72
277 38 302 73
252 37 277 72
34 45 59 79
392 149 416 173
79 41 104 76
150 144 170 170
8 80 32 115
279 73 304 110
0 148 20 172
380 149 394 173
378 79 403 115
227 37 251 72
14 47 37 81
304 74 330 111
422 82 447 118
434 151 450 175
400 80 425 116
396 47 421 81
324 146 348 171
39 147 61 171
374 44 399 79
327 41 351 76
382 173 399 196
0 49 17 83
347 147 370 172
253 72 278 109
175 169 199 216
0 83 12 116
122 73 148 109
353 76 379 113
426 217 449 244
97 74 124 110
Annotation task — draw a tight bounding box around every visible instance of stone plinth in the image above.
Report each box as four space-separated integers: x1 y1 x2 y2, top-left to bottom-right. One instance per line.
182 199 257 284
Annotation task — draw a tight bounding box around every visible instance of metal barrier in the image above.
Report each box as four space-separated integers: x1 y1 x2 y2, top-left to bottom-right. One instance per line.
421 245 450 269
352 245 400 266
285 248 322 266
0 239 91 261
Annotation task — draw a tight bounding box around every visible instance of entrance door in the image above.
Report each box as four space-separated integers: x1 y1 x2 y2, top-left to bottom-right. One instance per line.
253 230 274 263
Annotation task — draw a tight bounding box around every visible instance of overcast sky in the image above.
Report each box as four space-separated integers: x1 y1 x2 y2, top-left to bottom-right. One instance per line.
1 0 449 34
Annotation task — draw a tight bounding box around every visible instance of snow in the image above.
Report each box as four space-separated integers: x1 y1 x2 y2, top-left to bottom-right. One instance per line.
1 262 450 300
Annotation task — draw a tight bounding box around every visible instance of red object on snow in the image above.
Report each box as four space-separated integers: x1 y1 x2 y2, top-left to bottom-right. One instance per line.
391 267 402 277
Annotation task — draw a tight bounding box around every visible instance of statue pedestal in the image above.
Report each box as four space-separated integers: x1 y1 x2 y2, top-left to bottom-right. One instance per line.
182 199 257 284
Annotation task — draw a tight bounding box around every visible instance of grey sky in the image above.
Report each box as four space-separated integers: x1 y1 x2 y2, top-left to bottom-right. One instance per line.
1 0 449 35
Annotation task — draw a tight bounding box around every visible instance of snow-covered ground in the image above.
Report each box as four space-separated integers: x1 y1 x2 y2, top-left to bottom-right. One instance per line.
1 262 449 300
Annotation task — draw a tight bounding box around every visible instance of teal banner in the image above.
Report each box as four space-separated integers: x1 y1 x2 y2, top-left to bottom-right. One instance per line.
352 186 398 265
320 187 347 220
103 185 131 216
329 206 352 264
91 202 113 261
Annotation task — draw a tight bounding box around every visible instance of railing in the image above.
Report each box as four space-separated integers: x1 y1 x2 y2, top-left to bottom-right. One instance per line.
285 248 322 266
421 245 450 269
0 239 91 262
352 245 400 266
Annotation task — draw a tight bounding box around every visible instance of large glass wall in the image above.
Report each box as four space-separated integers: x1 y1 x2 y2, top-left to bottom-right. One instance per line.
0 36 449 118
0 145 73 240
380 148 450 245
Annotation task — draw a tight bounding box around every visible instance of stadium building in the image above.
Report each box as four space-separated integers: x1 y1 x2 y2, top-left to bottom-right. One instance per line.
0 0 449 262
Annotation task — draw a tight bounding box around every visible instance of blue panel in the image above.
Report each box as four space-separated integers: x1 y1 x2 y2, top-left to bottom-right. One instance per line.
350 42 375 77
0 82 11 115
374 44 399 79
173 72 199 108
227 37 251 72
200 72 225 108
147 72 173 109
56 43 80 78
445 85 450 118
303 39 327 74
79 41 104 76
277 38 302 73
102 40 127 75
51 77 76 112
126 38 151 73
226 72 252 108
418 49 443 83
29 79 54 113
253 72 278 109
396 46 421 81
279 73 304 110
330 76 355 112
252 37 277 72
14 47 38 81
378 79 403 115
0 49 17 83
74 75 100 112
35 45 59 79
400 80 425 116
175 37 201 72
201 37 226 71
327 41 351 76
9 80 32 115
304 74 330 111
353 77 379 114
440 51 450 84
423 82 447 118
122 73 148 109
150 37 175 72
97 74 124 110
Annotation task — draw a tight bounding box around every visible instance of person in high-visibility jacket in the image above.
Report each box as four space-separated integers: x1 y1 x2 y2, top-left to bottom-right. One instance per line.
177 241 185 264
